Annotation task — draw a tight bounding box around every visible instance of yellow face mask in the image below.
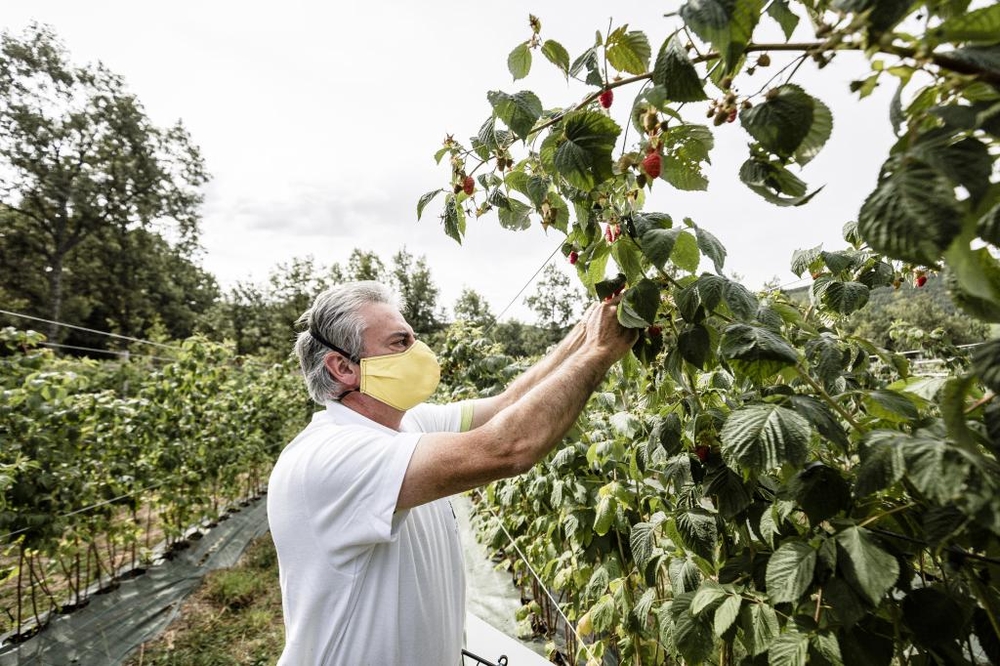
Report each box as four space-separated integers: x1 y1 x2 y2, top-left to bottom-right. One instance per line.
357 340 441 411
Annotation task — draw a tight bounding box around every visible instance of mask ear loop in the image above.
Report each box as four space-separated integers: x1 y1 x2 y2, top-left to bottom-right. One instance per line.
309 327 361 400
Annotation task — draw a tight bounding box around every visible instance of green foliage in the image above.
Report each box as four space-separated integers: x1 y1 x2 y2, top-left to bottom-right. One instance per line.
430 3 1000 663
0 328 309 637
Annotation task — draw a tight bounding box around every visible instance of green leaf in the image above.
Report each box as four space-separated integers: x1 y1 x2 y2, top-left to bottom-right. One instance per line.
595 272 626 301
705 465 752 520
691 580 728 615
591 593 617 632
903 436 969 504
855 430 907 496
811 277 870 315
739 156 822 206
788 395 849 451
790 463 851 524
679 324 711 369
496 197 532 231
549 110 620 191
720 403 811 472
675 508 718 560
858 160 962 265
740 84 815 157
914 133 992 204
722 281 758 320
594 495 617 536
585 565 610 601
973 339 1000 393
934 3 1000 43
569 46 602 86
671 591 717 664
770 632 810 666
791 245 822 277
443 193 465 243
680 0 766 71
524 175 550 209
631 513 666 570
507 42 532 81
720 323 798 365
835 526 899 606
416 188 443 220
606 27 651 75
714 594 742 637
672 230 701 272
619 278 661 328
810 632 844 666
767 0 800 40
739 602 779 656
863 389 919 423
653 34 708 102
766 541 817 604
794 95 833 166
637 227 681 270
839 617 895 666
612 238 646 284
945 245 1000 323
695 224 727 273
662 124 714 192
541 39 570 77
978 202 1000 246
487 90 543 141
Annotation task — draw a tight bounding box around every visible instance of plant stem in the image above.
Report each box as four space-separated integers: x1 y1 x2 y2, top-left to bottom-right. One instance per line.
795 365 864 432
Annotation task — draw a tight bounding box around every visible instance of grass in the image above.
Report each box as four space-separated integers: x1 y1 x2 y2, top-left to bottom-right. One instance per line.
124 533 284 666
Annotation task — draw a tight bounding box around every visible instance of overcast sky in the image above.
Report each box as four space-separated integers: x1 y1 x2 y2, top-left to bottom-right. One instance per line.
5 1 897 322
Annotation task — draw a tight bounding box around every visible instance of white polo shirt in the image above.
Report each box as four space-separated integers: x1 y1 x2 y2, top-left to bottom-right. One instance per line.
267 400 474 666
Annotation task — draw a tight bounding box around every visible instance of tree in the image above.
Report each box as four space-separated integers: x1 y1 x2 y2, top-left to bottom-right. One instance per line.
524 263 583 331
453 287 497 329
344 249 386 282
390 247 444 337
0 24 208 340
425 4 1000 664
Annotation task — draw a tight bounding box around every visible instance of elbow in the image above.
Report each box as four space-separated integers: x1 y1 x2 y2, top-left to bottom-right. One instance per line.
485 424 540 478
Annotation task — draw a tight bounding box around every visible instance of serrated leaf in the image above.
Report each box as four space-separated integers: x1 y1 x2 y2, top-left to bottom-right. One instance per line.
606 27 651 75
855 430 907 496
791 245 822 277
835 526 899 606
679 324 711 369
810 632 844 666
671 591 717 663
913 132 991 204
443 193 465 242
766 541 816 603
705 465 752 520
594 495 617 535
811 277 870 315
507 42 532 81
902 587 966 648
858 160 962 265
586 565 610 600
630 517 662 570
671 230 701 272
695 225 726 273
864 389 919 423
652 414 684 456
634 587 656 623
903 436 969 504
714 594 742 636
769 632 810 666
619 278 661 328
497 197 532 231
524 175 550 209
972 339 1000 393
550 110 620 191
487 90 543 141
740 84 815 157
675 508 717 560
653 34 708 102
680 0 766 71
722 281 758 320
691 580 728 615
541 39 570 76
934 3 1000 43
767 0 800 40
721 403 811 472
612 237 645 284
569 45 601 85
720 323 798 365
416 188 443 220
739 603 779 656
787 395 849 451
663 154 710 191
978 202 1000 246
794 94 833 166
790 463 851 524
591 593 617 632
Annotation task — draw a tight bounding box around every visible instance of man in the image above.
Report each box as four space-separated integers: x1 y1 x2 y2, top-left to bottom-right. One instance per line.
267 280 636 665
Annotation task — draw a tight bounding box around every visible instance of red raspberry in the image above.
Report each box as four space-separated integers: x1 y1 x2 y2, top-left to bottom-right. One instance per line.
462 175 475 196
642 152 662 179
727 108 738 123
916 275 927 287
695 446 710 462
647 325 662 337
568 250 579 265
598 89 614 109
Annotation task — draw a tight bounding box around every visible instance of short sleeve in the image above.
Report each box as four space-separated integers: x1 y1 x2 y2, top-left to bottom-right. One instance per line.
402 401 472 433
301 427 422 569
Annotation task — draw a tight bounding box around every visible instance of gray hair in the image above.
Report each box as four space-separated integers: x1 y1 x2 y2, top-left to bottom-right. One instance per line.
294 281 397 405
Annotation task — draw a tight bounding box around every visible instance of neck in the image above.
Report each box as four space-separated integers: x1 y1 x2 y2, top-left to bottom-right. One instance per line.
340 392 404 431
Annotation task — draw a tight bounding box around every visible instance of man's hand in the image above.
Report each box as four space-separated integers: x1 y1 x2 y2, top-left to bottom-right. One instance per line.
585 297 639 361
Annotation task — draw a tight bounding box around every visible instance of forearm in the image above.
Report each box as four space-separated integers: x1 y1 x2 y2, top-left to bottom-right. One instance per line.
486 347 616 472
496 317 588 403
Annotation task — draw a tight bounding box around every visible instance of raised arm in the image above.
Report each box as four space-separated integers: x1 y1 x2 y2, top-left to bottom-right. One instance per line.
396 299 637 511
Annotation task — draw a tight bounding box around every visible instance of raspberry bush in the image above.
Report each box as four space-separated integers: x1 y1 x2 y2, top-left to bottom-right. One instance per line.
425 3 1000 664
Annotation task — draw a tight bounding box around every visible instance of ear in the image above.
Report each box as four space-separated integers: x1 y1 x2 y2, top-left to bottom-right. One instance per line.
323 352 358 386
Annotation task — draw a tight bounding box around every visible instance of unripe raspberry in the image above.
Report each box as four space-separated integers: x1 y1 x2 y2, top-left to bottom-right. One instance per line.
462 175 475 196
